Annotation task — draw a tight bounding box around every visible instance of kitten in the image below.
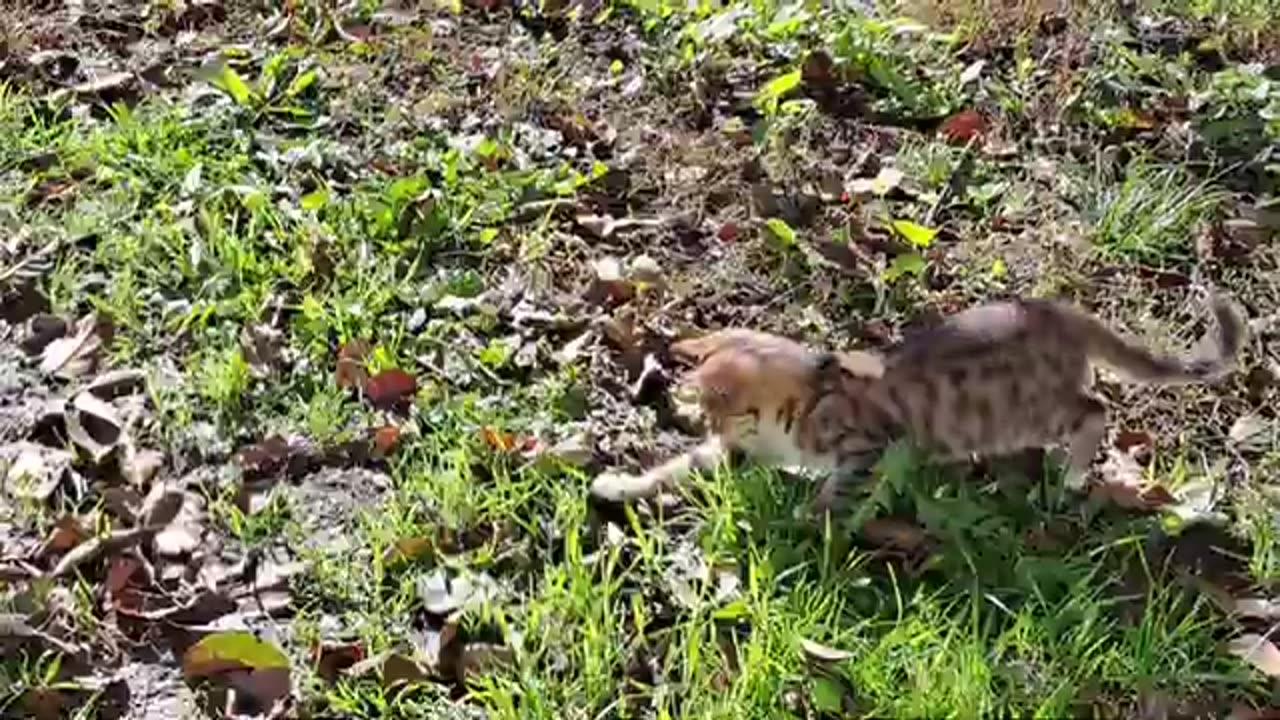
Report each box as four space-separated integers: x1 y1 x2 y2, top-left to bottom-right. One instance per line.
590 295 1245 511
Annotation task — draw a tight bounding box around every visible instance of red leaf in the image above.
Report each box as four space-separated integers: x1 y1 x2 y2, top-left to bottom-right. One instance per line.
336 340 371 391
939 109 985 143
372 425 400 456
41 515 88 555
1114 429 1154 454
366 369 417 410
718 223 739 242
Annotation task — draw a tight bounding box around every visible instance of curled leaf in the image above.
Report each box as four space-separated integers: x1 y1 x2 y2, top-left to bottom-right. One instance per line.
65 391 124 462
1229 634 1280 677
799 638 855 663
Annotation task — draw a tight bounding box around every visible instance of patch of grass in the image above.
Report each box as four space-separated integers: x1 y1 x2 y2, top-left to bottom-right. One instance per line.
1079 158 1225 266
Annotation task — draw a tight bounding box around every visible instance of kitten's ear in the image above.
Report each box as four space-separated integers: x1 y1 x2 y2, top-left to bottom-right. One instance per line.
835 350 885 379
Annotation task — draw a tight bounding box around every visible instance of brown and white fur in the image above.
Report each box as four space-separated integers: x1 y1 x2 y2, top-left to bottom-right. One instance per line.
590 295 1245 511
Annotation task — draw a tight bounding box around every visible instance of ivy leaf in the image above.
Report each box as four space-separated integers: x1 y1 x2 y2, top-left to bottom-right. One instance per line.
891 220 938 248
882 252 926 282
300 188 328 212
764 217 796 247
213 65 256 107
755 69 801 112
810 676 846 713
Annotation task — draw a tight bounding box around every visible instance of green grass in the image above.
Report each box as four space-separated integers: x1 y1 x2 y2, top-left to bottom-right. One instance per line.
1 0 1278 717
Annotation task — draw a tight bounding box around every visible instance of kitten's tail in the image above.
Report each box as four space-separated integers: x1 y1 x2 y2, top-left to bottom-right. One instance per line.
1074 295 1246 384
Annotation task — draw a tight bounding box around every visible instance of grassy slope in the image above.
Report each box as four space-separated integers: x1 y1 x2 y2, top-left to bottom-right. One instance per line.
2 0 1279 717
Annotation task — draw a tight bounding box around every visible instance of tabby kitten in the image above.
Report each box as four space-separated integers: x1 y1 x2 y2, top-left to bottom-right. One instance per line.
590 296 1245 511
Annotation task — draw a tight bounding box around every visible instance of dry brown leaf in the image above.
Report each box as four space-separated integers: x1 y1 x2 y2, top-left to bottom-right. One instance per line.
3 442 72 501
36 515 89 557
336 340 371 390
138 483 185 529
83 368 147 399
1229 633 1280 676
240 323 286 378
1091 447 1176 511
48 527 150 579
40 314 106 379
65 391 124 462
122 447 164 487
371 425 401 457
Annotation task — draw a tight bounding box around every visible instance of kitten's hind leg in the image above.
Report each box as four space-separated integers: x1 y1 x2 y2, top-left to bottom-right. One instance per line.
1063 395 1107 491
590 436 729 502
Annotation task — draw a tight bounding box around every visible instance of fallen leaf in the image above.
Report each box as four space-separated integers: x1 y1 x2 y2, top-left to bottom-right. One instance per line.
0 613 80 656
40 313 107 379
314 642 364 684
958 59 985 85
2 442 72 501
184 630 290 676
138 483 185 529
799 638 855 663
335 340 371 391
1229 414 1270 452
372 425 400 456
847 167 904 197
65 391 124 462
1092 447 1176 511
48 527 150 579
890 219 938 248
939 109 985 143
37 515 89 557
718 222 740 242
418 570 498 616
240 323 285 377
587 256 634 305
536 432 594 468
237 435 313 481
103 556 143 607
122 446 164 487
183 631 291 709
365 369 417 411
1229 634 1280 676
1114 429 1155 454
628 254 663 287
84 368 147 399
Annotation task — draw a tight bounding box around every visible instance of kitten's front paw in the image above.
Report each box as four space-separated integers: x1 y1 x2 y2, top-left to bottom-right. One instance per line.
590 472 657 502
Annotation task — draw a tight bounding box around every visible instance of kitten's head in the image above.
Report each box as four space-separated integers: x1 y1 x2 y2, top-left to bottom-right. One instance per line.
671 329 886 435
670 329 822 435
